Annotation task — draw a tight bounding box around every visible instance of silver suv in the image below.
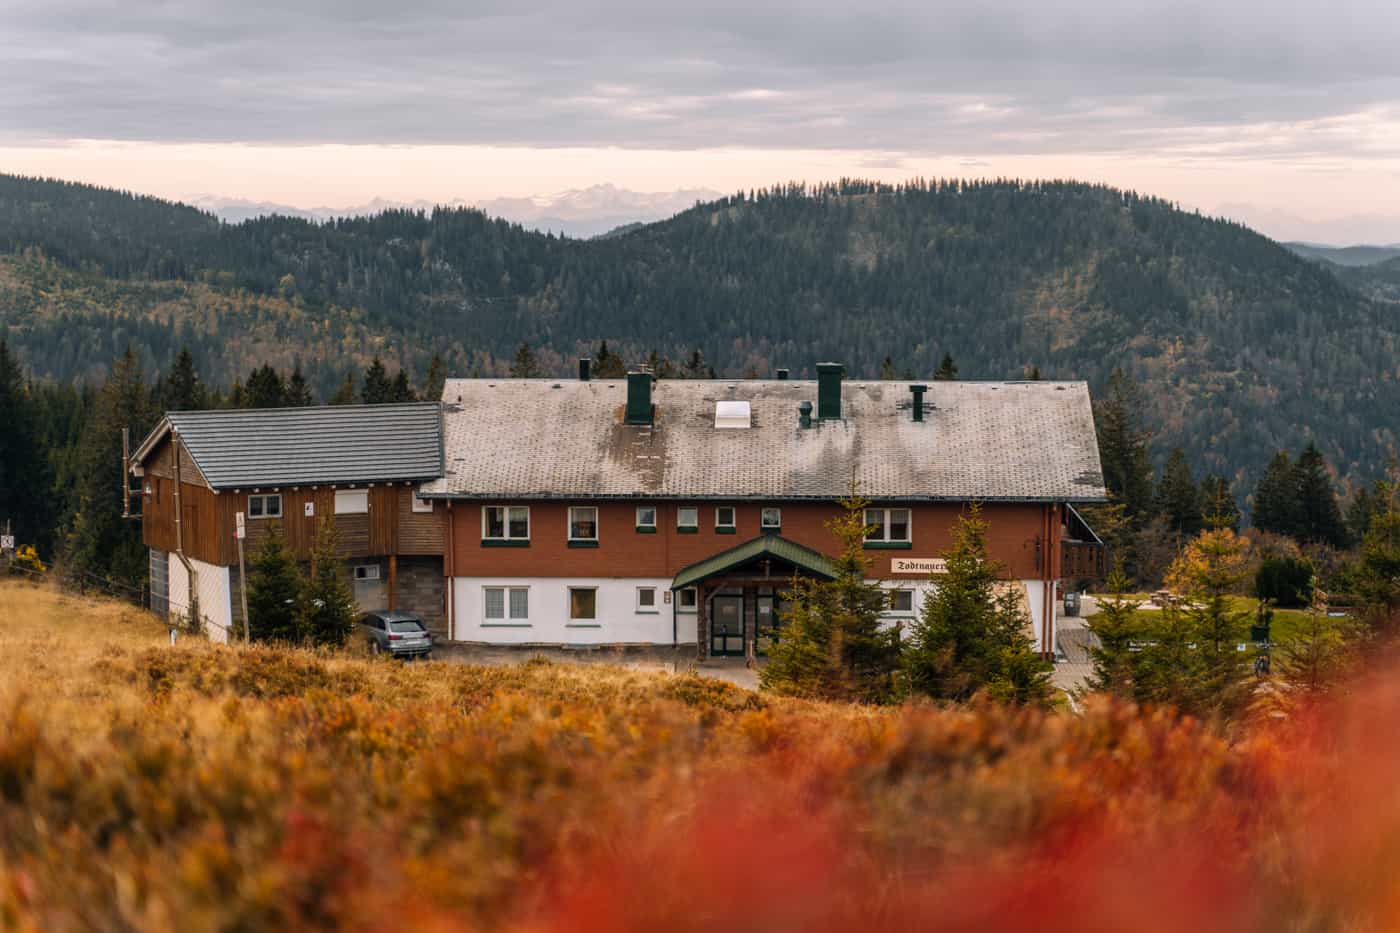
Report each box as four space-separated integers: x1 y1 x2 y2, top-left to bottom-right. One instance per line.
359 611 433 659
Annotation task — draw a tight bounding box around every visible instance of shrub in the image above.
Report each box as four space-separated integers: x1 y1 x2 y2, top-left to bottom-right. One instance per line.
1255 556 1314 607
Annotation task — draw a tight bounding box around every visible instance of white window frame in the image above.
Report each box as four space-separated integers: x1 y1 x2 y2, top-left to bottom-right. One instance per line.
677 587 698 612
335 488 369 515
677 506 699 530
568 586 598 623
636 586 659 613
715 506 736 531
484 585 530 623
353 564 380 581
888 589 915 615
864 507 912 543
760 507 782 529
482 505 531 541
635 505 657 530
248 493 282 520
411 494 434 514
568 505 599 542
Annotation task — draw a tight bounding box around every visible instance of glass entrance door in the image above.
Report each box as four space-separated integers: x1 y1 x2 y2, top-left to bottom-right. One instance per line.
711 595 745 657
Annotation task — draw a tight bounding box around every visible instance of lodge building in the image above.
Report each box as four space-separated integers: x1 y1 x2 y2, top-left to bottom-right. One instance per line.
131 363 1107 659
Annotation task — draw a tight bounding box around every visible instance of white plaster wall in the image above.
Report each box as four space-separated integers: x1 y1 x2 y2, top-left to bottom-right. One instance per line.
1022 580 1053 654
449 576 1053 650
169 557 233 644
452 577 681 645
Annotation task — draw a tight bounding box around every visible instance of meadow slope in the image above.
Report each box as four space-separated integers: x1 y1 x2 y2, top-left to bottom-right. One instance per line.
2 580 1399 931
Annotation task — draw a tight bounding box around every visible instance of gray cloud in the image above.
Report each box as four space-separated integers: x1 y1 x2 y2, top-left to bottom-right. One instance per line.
3 0 1399 158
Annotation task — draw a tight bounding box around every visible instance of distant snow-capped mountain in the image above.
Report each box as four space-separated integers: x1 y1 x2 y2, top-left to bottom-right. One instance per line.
187 184 724 238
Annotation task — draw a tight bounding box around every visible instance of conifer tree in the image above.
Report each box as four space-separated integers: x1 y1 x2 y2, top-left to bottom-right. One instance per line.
1094 369 1154 523
760 496 902 704
422 353 447 401
880 356 898 380
300 520 357 647
285 363 313 406
329 372 357 405
1252 451 1300 537
508 343 541 379
593 341 627 378
246 523 303 643
933 352 959 381
244 364 286 408
904 504 1054 705
361 356 392 403
1161 528 1254 719
163 347 206 411
681 349 710 379
1199 474 1240 530
1085 564 1143 697
1293 443 1347 547
1354 478 1400 637
0 339 47 549
388 370 416 402
1276 585 1355 697
1155 447 1202 537
62 347 151 592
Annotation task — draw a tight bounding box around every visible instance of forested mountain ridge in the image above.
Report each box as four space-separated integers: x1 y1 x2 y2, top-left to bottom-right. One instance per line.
2 173 1397 493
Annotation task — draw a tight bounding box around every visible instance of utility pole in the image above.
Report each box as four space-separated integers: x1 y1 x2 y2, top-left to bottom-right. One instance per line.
236 510 250 642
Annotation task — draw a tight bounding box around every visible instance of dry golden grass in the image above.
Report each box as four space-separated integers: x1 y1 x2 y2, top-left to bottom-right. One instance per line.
5 579 1400 931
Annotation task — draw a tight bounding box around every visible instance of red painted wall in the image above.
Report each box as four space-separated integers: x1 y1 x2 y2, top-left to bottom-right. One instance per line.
446 500 1052 580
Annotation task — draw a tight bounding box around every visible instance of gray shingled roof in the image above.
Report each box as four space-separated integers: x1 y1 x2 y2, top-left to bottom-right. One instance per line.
135 403 444 490
421 379 1106 502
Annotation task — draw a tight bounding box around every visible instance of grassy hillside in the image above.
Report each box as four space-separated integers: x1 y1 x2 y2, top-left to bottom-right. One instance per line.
3 174 1399 487
6 579 1400 929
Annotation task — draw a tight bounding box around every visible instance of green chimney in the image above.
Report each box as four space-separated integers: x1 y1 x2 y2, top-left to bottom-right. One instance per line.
625 371 653 425
816 362 844 420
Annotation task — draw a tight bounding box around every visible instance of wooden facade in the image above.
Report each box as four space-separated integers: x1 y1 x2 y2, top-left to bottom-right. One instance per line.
138 435 444 568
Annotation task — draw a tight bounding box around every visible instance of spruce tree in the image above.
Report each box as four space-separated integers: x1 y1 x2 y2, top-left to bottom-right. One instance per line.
1354 480 1400 637
508 343 541 379
300 520 357 648
1161 528 1254 720
1276 586 1355 697
246 523 303 643
681 349 709 380
388 370 417 402
1156 447 1202 537
1252 451 1300 538
593 341 627 378
1093 369 1154 523
933 352 959 381
1085 564 1143 697
0 339 47 550
1293 443 1347 547
879 356 898 380
1199 474 1240 531
361 356 392 403
163 347 206 411
422 353 447 401
285 363 313 406
904 504 1054 705
760 496 902 704
244 364 286 408
329 373 357 405
62 347 152 593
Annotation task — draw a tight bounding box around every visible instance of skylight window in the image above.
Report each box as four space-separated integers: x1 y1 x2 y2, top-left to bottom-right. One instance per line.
715 400 752 429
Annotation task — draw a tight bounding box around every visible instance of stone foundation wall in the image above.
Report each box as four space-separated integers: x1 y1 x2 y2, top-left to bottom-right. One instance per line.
397 557 446 639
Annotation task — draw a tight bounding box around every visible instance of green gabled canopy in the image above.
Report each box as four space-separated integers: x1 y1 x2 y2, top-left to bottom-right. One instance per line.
671 534 837 591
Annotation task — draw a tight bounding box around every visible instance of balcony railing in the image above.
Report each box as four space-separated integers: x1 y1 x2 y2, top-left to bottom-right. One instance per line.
1062 540 1107 579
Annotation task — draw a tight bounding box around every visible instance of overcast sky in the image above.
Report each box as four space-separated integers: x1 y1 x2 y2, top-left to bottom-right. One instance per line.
4 0 1400 242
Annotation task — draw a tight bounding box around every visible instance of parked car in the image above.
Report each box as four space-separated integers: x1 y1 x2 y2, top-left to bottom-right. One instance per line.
358 611 433 659
1063 591 1081 617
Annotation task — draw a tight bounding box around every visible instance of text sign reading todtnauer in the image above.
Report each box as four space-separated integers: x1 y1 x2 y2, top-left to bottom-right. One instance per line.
891 557 947 575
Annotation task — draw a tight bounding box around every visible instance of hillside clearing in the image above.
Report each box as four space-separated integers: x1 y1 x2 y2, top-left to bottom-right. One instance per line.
3 580 1400 930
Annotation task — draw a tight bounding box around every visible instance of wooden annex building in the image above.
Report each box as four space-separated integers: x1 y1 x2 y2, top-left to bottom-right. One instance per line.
130 403 446 641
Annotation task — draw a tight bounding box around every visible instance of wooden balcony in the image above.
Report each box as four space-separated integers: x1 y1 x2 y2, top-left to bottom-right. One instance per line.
1062 539 1107 579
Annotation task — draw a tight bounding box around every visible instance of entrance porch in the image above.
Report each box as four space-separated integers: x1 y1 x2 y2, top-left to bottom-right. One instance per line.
671 535 837 663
